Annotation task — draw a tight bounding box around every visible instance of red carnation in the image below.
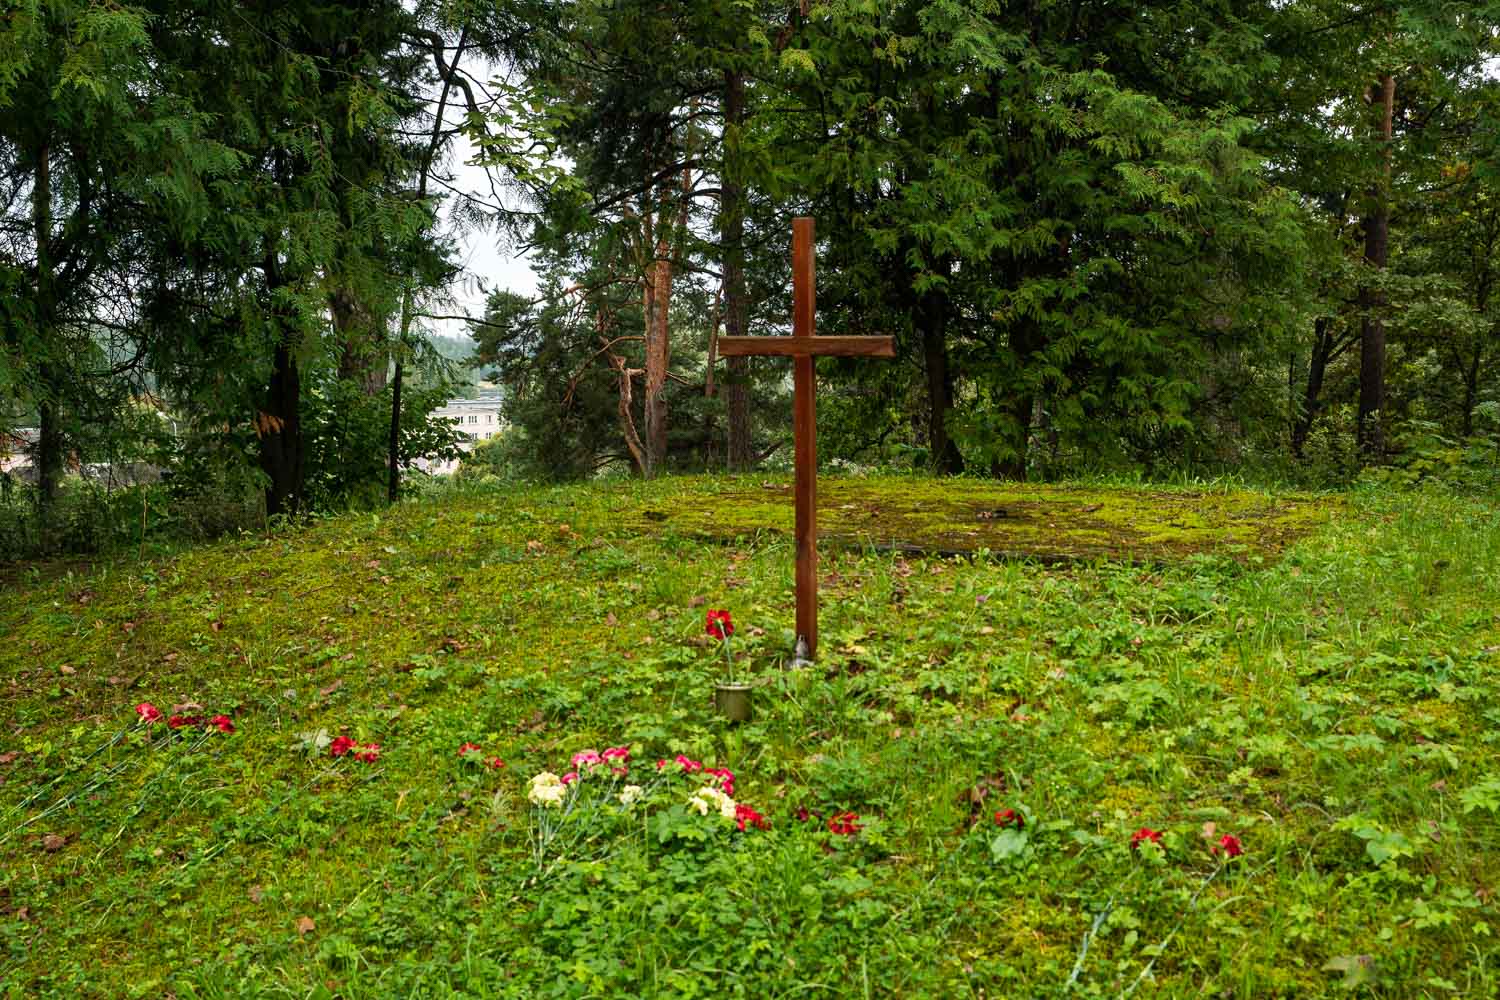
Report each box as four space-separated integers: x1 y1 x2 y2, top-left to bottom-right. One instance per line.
208 714 235 734
1130 827 1164 851
994 808 1023 829
458 742 482 756
488 757 506 770
828 811 861 836
135 702 163 724
703 766 735 796
168 714 201 729
354 743 381 763
330 735 357 758
705 609 734 640
1213 833 1243 858
735 803 769 832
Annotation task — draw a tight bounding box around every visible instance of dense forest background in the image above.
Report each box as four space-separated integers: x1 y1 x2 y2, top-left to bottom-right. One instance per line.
3 0 1499 558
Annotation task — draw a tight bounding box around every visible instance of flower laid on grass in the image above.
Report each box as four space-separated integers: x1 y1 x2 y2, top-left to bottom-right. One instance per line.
458 742 482 756
658 754 704 773
994 808 1023 829
166 713 235 734
828 812 861 836
488 757 506 770
135 703 163 724
1213 833 1244 858
735 803 768 831
1130 827 1163 852
327 735 380 762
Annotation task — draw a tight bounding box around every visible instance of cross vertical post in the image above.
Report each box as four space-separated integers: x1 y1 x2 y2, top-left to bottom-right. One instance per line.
791 217 817 656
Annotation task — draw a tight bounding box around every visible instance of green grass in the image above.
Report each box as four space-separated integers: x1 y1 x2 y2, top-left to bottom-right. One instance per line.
1 474 1497 998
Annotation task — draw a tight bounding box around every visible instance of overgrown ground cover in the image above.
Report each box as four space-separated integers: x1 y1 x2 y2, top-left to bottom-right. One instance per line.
1 475 1497 998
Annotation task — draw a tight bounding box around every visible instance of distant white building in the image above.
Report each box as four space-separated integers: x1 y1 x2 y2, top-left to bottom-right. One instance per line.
420 390 506 474
432 390 506 447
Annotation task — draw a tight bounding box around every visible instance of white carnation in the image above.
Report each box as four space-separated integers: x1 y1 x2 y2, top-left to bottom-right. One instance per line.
528 771 567 808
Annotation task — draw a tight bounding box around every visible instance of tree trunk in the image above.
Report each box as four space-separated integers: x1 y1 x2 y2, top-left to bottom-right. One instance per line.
32 140 62 548
1293 316 1335 457
333 287 388 395
260 335 304 518
722 68 752 471
1357 73 1394 461
387 353 404 503
920 280 963 475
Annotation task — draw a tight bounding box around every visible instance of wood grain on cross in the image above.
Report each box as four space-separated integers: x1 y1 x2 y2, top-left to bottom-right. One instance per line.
717 217 894 659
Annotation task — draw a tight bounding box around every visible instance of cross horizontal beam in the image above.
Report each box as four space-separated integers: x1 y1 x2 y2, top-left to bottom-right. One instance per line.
716 335 895 358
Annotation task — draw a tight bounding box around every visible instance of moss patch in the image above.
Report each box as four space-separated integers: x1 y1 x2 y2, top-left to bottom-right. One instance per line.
638 476 1333 562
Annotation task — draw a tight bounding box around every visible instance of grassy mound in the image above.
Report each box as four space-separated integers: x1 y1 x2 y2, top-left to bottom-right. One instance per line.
0 475 1497 997
638 475 1331 561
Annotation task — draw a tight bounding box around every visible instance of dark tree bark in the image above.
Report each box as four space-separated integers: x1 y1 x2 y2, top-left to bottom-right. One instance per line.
1357 73 1395 460
721 67 752 471
32 141 64 548
260 336 304 518
919 272 963 475
390 27 466 503
387 353 404 503
332 288 388 395
1293 316 1337 457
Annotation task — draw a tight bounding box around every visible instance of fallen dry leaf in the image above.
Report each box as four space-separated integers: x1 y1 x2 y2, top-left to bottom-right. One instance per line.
0 751 18 765
319 680 343 698
42 833 66 852
58 664 75 675
604 612 619 627
296 915 315 936
210 620 223 632
248 885 265 904
646 609 662 621
689 595 706 608
526 540 544 553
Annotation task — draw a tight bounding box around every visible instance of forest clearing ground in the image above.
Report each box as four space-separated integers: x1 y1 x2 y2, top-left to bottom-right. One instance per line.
1 475 1497 997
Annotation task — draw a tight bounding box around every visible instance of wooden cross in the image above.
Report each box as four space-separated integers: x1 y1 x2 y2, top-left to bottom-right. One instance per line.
717 217 895 660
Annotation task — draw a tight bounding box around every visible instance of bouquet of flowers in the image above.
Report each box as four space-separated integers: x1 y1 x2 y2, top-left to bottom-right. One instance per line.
524 746 767 882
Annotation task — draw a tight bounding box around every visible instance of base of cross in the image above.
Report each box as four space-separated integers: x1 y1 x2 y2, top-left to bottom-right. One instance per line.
716 217 894 660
